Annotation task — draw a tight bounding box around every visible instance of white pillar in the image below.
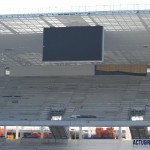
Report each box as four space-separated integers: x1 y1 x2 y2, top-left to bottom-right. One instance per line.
41 126 44 139
126 127 131 140
16 126 19 139
74 130 76 139
79 126 82 140
118 127 122 140
4 126 7 138
20 131 23 138
20 126 24 138
91 127 95 135
88 127 91 138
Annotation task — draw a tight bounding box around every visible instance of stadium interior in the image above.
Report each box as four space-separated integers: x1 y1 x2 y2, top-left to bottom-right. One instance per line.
0 1 150 150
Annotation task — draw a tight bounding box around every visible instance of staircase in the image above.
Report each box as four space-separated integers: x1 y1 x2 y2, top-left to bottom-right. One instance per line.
48 105 69 140
129 108 149 139
130 126 148 139
49 126 69 139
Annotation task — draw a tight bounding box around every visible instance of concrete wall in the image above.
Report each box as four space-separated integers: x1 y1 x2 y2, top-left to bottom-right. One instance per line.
0 65 95 76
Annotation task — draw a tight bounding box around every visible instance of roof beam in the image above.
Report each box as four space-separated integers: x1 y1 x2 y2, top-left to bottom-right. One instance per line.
138 14 150 31
39 16 54 27
88 16 98 25
0 21 18 34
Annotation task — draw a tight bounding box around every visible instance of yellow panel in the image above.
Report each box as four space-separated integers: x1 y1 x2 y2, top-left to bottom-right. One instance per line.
95 64 147 73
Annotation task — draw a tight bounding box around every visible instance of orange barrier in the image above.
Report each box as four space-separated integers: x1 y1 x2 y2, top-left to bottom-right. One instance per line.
0 128 4 136
32 132 41 138
31 132 49 138
95 127 115 139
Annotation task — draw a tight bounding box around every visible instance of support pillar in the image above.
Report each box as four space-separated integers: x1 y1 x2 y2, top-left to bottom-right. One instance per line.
20 126 24 138
126 127 131 140
118 127 122 140
88 127 91 138
41 126 44 139
79 126 82 140
74 129 76 139
16 126 19 139
4 126 7 138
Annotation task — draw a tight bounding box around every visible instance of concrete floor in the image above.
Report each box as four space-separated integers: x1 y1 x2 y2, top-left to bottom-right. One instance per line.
0 139 134 150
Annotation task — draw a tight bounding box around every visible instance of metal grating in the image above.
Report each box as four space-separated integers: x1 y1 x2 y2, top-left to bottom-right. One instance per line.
0 10 149 34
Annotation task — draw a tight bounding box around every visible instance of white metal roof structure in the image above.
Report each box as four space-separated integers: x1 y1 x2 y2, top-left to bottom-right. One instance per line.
0 10 149 34
0 8 150 126
0 10 150 67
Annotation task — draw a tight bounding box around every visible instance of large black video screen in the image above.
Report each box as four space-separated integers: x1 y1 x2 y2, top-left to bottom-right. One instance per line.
43 26 104 61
